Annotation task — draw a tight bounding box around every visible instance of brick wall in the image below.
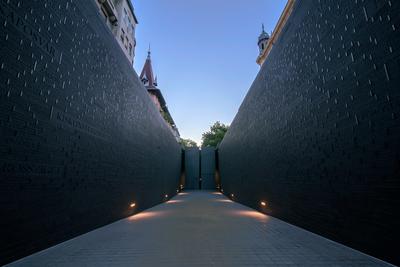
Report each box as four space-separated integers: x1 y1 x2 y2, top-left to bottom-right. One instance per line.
219 0 400 265
0 1 181 264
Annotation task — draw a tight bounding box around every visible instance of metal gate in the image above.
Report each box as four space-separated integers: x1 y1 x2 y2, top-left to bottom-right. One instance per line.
183 147 216 190
184 147 200 189
200 147 216 190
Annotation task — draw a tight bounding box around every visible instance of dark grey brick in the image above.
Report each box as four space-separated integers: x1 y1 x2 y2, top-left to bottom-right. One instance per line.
0 1 181 265
219 0 400 265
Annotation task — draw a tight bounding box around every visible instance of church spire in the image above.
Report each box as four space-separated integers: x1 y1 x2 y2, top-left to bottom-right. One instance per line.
140 46 156 88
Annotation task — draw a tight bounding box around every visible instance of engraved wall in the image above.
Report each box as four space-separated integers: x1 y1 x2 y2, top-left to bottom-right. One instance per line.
219 0 400 265
0 0 181 264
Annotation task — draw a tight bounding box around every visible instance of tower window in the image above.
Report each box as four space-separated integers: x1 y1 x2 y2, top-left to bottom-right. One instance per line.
262 43 265 50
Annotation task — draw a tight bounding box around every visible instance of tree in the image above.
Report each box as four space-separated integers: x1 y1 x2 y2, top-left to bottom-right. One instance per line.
180 138 198 148
201 121 229 147
161 109 174 126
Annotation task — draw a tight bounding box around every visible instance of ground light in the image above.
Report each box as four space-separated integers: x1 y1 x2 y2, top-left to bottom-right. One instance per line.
129 202 136 208
165 194 168 198
230 193 234 198
260 201 267 207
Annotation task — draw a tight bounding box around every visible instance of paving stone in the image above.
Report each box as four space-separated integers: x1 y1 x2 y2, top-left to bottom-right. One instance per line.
6 191 393 267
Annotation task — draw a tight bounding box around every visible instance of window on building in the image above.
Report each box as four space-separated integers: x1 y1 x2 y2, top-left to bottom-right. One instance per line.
124 8 129 25
100 7 108 21
129 43 132 55
125 36 129 49
120 28 125 43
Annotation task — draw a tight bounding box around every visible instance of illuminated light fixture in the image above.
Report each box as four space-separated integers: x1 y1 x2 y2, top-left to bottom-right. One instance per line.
130 202 136 208
231 193 234 198
176 189 179 193
221 189 224 192
261 201 267 207
165 194 168 198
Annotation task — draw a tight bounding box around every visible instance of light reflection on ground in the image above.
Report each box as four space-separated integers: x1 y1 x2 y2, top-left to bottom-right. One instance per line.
215 199 233 203
230 210 269 221
128 211 167 221
166 200 184 204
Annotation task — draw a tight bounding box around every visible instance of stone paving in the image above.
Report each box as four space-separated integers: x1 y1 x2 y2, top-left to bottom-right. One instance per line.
6 191 393 267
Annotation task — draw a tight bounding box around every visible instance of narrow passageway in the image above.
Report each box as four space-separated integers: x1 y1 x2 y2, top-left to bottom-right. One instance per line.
7 191 390 267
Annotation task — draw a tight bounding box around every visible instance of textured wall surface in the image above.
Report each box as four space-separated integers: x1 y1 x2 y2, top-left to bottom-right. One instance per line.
200 147 216 190
184 147 199 189
219 0 400 265
0 1 181 264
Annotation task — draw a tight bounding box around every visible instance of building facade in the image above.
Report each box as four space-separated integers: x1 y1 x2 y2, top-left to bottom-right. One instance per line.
140 50 181 142
95 0 138 65
257 0 295 66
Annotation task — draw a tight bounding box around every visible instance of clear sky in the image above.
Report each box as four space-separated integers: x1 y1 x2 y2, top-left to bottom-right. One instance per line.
132 0 287 145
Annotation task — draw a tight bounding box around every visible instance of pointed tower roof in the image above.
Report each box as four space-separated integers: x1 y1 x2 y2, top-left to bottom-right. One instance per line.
258 23 270 44
140 47 156 88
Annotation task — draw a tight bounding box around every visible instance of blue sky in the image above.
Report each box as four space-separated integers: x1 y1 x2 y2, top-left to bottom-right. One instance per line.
132 0 287 145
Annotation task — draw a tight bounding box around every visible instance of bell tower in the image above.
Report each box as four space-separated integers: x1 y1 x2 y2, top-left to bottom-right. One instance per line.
258 24 270 55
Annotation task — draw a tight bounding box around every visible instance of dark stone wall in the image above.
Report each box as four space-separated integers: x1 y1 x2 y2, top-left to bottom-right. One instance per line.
0 0 181 264
219 0 400 265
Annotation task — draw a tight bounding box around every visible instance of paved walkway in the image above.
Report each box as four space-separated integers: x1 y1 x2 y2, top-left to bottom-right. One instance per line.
7 191 392 267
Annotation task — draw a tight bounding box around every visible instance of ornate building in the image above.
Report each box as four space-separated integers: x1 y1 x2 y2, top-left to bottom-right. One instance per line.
256 0 295 66
95 0 138 65
140 50 180 141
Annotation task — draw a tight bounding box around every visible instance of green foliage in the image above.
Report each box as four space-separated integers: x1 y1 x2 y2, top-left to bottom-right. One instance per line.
180 138 198 148
201 121 229 147
161 109 174 126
